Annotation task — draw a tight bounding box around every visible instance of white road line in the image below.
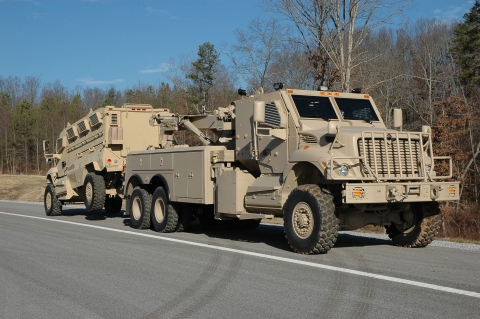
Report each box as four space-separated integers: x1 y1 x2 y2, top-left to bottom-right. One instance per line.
1 211 479 299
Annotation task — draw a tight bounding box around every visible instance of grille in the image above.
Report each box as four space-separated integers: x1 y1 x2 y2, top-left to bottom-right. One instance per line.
264 103 281 127
299 134 318 144
358 138 421 179
89 113 100 127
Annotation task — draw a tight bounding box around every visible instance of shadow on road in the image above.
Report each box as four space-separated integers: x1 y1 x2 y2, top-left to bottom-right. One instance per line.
178 221 393 252
335 232 393 248
60 207 128 221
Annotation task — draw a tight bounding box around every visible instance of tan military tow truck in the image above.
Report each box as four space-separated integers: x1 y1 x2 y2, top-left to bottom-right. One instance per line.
43 104 175 216
124 85 459 254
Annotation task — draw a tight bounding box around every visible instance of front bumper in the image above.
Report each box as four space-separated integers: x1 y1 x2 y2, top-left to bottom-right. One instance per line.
344 182 460 204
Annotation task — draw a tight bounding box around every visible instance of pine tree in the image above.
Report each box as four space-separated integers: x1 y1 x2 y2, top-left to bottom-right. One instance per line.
452 0 480 88
186 42 220 112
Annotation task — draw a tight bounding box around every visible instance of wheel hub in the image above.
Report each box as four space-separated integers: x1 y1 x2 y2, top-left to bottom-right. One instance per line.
397 208 416 233
46 192 52 210
154 198 165 223
85 182 93 203
292 202 314 239
132 197 142 220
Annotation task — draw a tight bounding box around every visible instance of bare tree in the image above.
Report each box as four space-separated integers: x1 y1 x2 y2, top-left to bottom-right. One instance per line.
263 0 411 92
225 17 288 92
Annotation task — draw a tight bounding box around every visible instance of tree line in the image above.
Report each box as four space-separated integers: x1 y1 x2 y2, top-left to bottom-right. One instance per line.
1 0 479 239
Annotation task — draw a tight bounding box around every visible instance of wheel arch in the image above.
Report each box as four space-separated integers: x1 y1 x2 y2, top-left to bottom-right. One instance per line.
281 161 324 207
125 174 143 198
149 174 171 201
125 173 170 200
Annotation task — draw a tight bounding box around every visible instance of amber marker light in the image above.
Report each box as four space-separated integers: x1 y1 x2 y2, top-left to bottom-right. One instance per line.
364 94 370 98
319 91 325 95
334 92 340 96
352 188 365 198
449 186 456 196
287 89 294 93
303 145 310 149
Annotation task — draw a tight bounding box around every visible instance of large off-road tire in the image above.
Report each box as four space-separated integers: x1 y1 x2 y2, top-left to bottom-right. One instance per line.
44 184 62 216
385 202 442 248
83 172 106 212
283 184 339 254
150 187 178 233
128 187 152 229
105 196 123 215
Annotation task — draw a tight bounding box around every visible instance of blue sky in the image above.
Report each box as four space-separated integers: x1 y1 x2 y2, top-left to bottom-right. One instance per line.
0 0 474 91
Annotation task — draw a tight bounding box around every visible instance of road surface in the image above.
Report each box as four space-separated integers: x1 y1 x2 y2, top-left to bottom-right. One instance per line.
0 200 479 319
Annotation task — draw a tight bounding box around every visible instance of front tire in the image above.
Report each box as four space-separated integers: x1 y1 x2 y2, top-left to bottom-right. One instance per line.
83 173 106 212
150 187 178 233
386 202 442 248
44 184 62 216
283 184 338 254
128 187 152 229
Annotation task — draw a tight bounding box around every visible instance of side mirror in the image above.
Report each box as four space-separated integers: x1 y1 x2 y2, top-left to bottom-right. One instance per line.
393 108 403 128
43 140 54 158
253 101 265 123
327 121 338 135
43 140 51 153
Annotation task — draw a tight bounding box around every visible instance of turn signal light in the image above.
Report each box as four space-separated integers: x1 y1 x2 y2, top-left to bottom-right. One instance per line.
449 186 456 197
352 188 365 198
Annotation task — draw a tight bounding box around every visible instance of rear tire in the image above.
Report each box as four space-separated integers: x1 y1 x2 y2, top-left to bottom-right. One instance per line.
386 202 442 248
44 184 62 216
150 187 178 233
283 184 338 254
105 196 123 214
128 187 152 229
83 173 106 212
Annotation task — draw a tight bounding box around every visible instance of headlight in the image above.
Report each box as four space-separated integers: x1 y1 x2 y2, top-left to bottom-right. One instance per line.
338 164 349 177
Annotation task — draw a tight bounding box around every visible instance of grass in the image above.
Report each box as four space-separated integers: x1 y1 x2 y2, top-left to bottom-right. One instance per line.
0 174 45 202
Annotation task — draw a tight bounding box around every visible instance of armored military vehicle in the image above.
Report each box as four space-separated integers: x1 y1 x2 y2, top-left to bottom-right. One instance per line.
43 104 174 216
123 85 459 254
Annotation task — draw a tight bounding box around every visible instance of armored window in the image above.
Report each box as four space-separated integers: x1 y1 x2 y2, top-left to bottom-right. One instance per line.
66 127 78 140
111 113 118 126
335 98 380 122
292 95 338 120
77 120 90 134
89 113 102 127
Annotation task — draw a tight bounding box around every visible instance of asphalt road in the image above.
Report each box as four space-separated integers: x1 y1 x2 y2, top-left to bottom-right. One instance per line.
1 200 479 319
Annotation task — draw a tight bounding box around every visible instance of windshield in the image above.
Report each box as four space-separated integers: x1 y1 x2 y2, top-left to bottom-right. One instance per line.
334 98 379 122
291 95 338 120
